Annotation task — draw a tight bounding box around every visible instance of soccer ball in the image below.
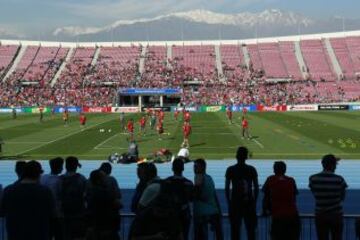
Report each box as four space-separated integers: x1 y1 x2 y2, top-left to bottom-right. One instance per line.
108 129 112 133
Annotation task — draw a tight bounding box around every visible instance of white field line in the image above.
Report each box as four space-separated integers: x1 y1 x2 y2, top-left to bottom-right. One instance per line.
94 133 122 150
252 138 264 149
232 123 265 149
17 118 114 155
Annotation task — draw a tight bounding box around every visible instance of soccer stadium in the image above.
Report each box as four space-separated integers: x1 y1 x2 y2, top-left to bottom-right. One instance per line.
1 1 360 239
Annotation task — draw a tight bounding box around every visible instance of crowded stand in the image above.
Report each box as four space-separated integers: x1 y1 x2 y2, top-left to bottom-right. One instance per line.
1 35 360 107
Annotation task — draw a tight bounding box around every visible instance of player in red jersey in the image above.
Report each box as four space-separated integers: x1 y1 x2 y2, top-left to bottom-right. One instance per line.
79 113 87 128
159 110 165 122
242 116 251 139
184 111 191 122
157 119 164 140
139 115 147 136
226 105 233 124
182 121 192 148
127 119 135 141
242 106 248 116
174 109 180 121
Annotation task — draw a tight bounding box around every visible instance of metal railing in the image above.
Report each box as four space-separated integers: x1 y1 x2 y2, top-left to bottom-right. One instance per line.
1 214 359 240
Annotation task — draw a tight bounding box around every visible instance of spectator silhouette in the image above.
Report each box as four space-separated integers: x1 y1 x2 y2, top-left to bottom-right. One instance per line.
85 169 120 240
1 161 55 240
130 163 182 240
262 161 300 240
60 156 87 240
309 154 348 240
166 158 194 240
14 160 26 184
225 146 259 240
99 162 122 202
40 157 64 240
131 163 149 213
193 158 223 240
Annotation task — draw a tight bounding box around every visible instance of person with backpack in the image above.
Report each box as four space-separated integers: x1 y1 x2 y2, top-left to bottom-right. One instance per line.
130 163 182 240
166 158 194 240
193 158 223 240
225 147 259 240
60 156 87 240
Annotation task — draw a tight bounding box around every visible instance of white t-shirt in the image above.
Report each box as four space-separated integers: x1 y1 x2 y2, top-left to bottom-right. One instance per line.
177 148 189 158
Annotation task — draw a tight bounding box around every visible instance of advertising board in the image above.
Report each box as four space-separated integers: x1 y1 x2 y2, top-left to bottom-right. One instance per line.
111 107 140 113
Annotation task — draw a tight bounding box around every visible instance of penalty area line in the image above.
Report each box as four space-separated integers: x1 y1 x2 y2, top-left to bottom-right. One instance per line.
252 139 264 149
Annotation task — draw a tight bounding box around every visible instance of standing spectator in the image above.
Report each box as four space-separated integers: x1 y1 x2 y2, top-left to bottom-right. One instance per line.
131 163 149 213
225 146 259 240
262 161 300 240
0 161 55 240
14 160 26 184
193 158 223 240
99 162 122 202
309 154 348 240
40 157 64 240
60 156 87 240
166 158 194 240
130 163 182 239
85 170 120 240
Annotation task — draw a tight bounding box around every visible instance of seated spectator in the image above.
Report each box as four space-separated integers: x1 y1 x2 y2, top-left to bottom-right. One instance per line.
225 146 258 240
309 154 348 240
40 157 64 240
262 161 300 240
85 169 120 240
166 158 194 240
176 147 191 163
128 141 139 162
1 161 55 240
193 158 223 240
60 156 87 240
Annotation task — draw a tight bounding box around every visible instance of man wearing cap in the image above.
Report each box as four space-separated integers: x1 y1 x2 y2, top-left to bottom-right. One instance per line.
0 161 55 240
309 154 348 240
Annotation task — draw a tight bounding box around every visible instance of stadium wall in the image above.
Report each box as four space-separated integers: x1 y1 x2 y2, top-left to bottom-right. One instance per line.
1 30 360 47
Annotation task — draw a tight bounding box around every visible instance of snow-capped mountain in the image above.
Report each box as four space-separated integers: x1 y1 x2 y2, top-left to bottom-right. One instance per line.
51 9 359 41
54 9 313 37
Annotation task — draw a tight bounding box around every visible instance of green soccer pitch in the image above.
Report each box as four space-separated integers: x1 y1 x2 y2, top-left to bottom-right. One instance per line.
0 111 359 160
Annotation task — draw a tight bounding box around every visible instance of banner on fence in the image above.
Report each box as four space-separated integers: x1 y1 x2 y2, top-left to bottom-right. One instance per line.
141 106 171 112
54 106 82 113
200 106 226 112
112 107 140 113
257 105 287 112
0 108 23 113
318 105 349 111
172 106 198 112
82 107 112 113
350 105 360 111
287 105 318 111
231 105 257 112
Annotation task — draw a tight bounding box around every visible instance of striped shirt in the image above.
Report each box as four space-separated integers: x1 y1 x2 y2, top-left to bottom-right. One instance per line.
309 171 347 214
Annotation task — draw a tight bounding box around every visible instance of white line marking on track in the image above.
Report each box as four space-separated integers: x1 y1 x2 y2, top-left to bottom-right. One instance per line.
17 118 114 155
252 139 264 149
94 133 122 150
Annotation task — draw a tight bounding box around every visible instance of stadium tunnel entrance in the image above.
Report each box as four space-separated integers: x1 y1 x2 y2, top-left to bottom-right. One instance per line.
117 88 182 109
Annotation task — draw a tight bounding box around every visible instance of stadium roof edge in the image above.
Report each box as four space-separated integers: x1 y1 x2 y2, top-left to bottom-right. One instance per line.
1 30 360 47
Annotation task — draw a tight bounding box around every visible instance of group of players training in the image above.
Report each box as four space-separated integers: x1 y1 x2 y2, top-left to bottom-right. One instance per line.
120 109 192 148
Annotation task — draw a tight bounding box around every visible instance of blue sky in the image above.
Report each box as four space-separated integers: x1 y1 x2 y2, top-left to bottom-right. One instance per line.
0 0 358 37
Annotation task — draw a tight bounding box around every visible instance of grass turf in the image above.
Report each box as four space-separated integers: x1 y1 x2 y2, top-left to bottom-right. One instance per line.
0 111 360 160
